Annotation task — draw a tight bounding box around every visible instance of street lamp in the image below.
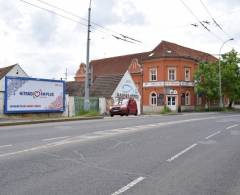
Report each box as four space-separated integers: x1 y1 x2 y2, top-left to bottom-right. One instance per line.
218 38 234 108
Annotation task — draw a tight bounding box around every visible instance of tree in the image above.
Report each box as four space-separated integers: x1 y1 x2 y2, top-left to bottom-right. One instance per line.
194 62 219 106
221 49 240 108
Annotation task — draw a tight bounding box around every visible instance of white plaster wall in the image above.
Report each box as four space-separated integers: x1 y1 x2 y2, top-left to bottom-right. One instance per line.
143 106 163 113
0 64 28 92
0 92 4 115
99 97 106 114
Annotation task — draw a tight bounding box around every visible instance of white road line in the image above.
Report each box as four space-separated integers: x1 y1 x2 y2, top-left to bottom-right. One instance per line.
226 124 239 130
111 177 145 195
167 143 198 162
0 116 230 159
0 144 12 149
205 131 221 140
42 136 70 142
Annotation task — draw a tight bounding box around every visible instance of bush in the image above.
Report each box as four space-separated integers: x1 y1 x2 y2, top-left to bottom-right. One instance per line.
77 110 100 117
160 105 171 114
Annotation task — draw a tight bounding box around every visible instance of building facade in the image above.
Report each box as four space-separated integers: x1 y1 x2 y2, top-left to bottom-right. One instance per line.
74 40 217 113
142 57 197 112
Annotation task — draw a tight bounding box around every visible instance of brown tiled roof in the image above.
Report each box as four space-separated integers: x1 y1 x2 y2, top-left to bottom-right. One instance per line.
90 74 123 98
0 64 17 79
149 41 217 62
90 41 217 80
90 52 150 80
66 74 123 98
66 81 85 96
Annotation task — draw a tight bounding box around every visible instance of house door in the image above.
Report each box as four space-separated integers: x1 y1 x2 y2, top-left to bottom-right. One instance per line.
167 96 177 111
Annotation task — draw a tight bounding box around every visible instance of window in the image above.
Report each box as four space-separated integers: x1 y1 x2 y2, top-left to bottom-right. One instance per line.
168 68 176 81
185 92 190 105
149 68 157 81
185 68 190 81
150 92 157 106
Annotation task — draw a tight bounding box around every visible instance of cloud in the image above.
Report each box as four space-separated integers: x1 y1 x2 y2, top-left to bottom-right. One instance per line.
30 12 58 45
209 0 240 9
0 0 23 29
91 0 146 26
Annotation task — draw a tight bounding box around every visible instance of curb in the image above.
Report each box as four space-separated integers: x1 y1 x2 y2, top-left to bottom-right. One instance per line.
0 116 104 126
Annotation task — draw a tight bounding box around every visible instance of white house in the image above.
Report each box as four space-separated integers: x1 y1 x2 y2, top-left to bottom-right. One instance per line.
0 64 28 114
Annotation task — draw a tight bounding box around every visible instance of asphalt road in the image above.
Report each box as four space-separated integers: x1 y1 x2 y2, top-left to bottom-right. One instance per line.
0 112 240 195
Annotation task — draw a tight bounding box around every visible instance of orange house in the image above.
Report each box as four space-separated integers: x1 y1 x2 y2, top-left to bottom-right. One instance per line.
74 41 217 113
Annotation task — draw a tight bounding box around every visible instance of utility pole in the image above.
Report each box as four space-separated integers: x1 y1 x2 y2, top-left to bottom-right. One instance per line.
84 0 92 111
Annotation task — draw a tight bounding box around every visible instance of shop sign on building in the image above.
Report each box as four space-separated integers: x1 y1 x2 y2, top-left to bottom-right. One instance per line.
112 71 141 114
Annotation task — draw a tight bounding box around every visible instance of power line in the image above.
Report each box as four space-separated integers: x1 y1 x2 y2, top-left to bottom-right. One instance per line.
179 0 210 32
19 0 88 27
19 0 140 45
31 0 142 43
199 0 233 39
179 0 225 42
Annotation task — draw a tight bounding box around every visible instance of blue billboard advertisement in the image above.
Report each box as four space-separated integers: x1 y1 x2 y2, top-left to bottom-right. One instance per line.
4 76 65 114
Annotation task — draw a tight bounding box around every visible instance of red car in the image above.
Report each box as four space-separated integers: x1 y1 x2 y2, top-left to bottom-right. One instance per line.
110 98 138 117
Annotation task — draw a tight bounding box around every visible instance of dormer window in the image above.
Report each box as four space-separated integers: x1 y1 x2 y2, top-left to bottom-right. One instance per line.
149 52 154 57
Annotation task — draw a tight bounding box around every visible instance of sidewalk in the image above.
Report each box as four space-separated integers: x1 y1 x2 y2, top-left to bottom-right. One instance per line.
0 116 103 126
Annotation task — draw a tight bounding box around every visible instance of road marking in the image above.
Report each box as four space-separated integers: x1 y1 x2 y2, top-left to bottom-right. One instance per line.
167 143 198 162
0 144 12 149
111 177 145 195
205 131 221 140
226 124 239 130
42 136 71 142
0 116 230 159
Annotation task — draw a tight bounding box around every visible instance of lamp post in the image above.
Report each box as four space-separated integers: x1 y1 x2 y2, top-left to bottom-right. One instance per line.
218 38 234 108
84 0 92 111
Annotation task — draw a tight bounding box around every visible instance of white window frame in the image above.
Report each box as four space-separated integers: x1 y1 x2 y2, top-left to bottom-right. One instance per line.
168 67 176 81
185 91 190 105
150 92 157 106
149 68 157 81
185 68 190 81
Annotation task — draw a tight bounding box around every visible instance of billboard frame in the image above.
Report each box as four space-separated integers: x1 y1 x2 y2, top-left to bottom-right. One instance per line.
4 76 65 114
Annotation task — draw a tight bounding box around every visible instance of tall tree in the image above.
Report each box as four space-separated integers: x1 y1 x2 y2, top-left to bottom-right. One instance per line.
194 62 219 106
221 49 240 108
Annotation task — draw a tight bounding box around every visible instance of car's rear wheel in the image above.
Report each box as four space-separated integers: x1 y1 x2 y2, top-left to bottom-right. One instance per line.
110 114 114 117
134 110 138 116
126 109 129 116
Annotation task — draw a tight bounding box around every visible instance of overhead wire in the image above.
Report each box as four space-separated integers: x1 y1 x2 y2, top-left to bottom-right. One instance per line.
199 0 233 39
29 0 142 43
179 0 225 42
19 0 141 45
19 0 88 27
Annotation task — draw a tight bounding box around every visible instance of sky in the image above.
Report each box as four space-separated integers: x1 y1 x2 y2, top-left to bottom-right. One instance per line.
0 0 239 80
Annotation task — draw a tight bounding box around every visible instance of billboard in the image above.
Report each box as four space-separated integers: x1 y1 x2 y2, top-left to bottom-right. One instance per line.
4 76 65 113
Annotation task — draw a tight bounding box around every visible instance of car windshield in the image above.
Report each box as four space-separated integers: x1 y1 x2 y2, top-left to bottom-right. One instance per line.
114 99 129 105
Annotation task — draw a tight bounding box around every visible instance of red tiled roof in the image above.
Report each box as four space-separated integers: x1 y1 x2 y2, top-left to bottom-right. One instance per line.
0 64 17 80
90 41 217 80
90 52 150 80
149 41 217 62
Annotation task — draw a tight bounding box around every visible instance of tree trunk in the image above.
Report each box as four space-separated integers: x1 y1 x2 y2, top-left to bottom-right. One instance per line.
228 100 233 108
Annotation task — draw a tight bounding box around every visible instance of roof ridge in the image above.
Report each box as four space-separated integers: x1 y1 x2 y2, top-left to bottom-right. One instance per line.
91 51 151 62
156 40 213 56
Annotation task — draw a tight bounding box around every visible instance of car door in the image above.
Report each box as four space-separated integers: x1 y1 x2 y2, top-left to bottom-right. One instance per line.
128 100 134 114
